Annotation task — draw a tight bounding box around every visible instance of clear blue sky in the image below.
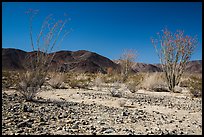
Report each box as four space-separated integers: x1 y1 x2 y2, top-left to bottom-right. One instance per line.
2 2 202 64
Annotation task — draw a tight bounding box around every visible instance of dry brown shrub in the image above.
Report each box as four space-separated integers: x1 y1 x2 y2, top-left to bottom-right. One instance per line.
68 73 91 89
48 72 66 89
18 70 47 101
139 72 169 92
16 10 69 101
124 73 145 93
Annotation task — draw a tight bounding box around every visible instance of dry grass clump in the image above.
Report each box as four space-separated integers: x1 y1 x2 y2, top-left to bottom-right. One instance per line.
125 73 145 93
48 72 66 89
179 73 202 98
185 74 202 98
139 72 169 92
18 70 47 101
66 73 91 89
94 73 104 90
99 73 122 84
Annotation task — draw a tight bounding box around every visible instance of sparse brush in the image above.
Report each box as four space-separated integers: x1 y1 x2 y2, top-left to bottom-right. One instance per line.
17 70 46 101
188 75 202 98
48 73 66 89
179 74 202 97
94 74 103 90
126 82 139 93
68 73 91 89
125 73 144 93
139 72 169 92
16 10 69 101
102 74 122 83
2 71 21 89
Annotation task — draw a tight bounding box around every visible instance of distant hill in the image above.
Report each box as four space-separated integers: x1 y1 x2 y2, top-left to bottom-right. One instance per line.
2 48 202 73
2 48 27 70
2 48 119 73
185 60 202 73
154 60 202 73
114 59 202 73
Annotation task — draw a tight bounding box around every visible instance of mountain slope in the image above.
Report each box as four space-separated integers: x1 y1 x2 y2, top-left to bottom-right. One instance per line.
2 48 202 73
2 48 119 73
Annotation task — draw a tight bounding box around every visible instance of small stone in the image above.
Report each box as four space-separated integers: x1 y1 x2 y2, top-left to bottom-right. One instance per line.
23 105 33 112
103 128 115 134
122 110 129 116
17 119 31 128
72 121 80 129
57 127 62 130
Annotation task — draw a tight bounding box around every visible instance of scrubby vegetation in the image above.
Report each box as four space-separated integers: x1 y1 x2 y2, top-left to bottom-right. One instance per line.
2 70 21 89
3 69 202 98
151 28 198 92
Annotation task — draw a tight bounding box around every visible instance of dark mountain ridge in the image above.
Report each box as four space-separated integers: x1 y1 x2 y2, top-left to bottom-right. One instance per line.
2 48 202 73
2 48 119 73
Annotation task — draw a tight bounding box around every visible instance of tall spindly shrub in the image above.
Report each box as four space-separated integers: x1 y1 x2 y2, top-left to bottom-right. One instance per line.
151 28 198 92
18 9 70 101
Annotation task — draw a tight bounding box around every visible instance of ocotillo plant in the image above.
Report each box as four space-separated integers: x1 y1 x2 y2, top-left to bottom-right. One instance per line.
18 9 70 101
151 28 198 92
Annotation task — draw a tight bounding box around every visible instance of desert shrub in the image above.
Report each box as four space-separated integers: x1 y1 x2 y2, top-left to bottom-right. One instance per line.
101 74 122 83
139 72 169 92
48 73 66 89
188 75 202 98
125 73 145 93
18 70 47 101
107 67 113 75
119 49 137 82
2 71 21 89
69 79 90 89
68 73 91 89
16 10 69 101
94 74 104 90
178 73 202 97
152 28 198 92
126 82 139 93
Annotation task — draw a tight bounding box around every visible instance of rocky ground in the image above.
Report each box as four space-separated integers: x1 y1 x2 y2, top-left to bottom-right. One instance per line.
2 85 202 135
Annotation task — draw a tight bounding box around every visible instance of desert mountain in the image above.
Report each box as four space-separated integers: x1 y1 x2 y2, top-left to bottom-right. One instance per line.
2 48 202 73
114 59 202 73
2 48 119 73
153 60 202 73
185 60 202 73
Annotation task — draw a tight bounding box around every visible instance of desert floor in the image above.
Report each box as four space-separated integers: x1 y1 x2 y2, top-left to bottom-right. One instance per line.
2 85 202 135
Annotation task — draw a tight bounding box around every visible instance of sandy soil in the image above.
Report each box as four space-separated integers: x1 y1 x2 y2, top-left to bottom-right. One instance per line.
2 86 202 135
